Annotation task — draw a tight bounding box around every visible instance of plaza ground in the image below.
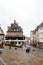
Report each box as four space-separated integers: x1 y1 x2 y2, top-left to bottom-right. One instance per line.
0 46 43 65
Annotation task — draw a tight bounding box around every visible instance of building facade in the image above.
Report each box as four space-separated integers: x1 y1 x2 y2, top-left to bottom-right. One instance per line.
38 23 43 48
6 20 25 40
30 30 36 46
0 26 4 40
25 37 30 45
5 20 25 46
0 25 4 48
30 22 43 48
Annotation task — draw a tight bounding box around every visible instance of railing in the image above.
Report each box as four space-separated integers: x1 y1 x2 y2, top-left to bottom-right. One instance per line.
3 40 27 42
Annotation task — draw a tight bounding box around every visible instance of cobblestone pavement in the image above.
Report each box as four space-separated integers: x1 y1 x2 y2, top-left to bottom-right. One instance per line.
0 46 43 65
0 62 3 65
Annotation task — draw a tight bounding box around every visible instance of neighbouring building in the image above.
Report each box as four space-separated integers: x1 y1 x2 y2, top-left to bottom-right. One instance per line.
38 22 43 48
30 30 36 46
0 25 4 48
5 20 25 46
0 25 4 40
25 37 30 45
30 22 43 48
30 30 34 45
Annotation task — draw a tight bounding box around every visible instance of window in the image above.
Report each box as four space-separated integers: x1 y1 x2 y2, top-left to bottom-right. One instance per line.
14 29 15 31
17 29 18 31
11 29 12 31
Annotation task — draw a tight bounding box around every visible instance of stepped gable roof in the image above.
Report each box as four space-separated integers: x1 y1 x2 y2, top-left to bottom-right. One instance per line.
7 20 23 32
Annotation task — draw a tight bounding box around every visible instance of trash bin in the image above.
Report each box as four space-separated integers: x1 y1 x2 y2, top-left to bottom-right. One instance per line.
26 45 31 53
26 48 30 53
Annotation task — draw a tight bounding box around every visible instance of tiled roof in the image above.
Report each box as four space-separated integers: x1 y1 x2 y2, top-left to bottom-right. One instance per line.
39 22 43 26
35 22 43 31
7 20 23 32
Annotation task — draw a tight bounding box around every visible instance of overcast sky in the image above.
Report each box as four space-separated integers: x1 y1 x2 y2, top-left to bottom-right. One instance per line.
0 0 43 36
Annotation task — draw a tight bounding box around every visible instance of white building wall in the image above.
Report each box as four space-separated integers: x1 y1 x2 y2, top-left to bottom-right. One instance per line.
39 26 43 42
35 30 39 42
30 31 34 45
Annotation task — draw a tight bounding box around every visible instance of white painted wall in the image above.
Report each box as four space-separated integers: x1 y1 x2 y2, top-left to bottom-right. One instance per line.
38 26 43 42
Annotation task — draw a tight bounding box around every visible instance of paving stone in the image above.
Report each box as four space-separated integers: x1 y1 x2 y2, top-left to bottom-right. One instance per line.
0 46 43 65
